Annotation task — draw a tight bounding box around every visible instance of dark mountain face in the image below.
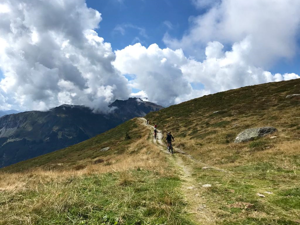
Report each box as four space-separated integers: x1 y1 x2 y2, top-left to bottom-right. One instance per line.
0 98 163 168
0 110 19 118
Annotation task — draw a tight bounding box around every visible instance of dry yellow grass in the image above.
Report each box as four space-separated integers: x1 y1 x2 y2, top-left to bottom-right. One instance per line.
0 129 169 194
0 118 160 189
0 146 165 191
0 134 188 225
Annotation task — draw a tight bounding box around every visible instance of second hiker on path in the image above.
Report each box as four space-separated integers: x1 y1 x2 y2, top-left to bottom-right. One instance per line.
154 128 158 139
166 132 175 153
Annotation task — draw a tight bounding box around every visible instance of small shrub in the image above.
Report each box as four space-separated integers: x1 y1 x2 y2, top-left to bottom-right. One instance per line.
211 121 231 128
125 132 131 140
104 161 112 166
73 164 86 170
248 140 268 151
93 158 104 164
118 171 135 186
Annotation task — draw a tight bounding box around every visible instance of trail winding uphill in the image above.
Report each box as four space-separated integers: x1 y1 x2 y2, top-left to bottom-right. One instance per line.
139 118 216 225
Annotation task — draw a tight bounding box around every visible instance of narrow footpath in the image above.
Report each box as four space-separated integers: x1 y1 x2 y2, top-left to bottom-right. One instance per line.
139 118 216 225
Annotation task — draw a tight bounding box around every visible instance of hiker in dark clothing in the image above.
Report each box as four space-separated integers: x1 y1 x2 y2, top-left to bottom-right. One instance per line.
166 132 174 152
154 128 158 139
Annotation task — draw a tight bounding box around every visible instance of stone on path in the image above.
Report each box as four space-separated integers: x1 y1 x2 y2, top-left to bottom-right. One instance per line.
234 127 277 143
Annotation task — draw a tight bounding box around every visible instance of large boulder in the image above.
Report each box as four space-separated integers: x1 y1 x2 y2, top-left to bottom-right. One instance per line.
234 127 277 143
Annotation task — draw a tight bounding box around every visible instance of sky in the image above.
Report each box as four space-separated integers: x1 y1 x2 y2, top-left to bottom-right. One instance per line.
0 0 300 112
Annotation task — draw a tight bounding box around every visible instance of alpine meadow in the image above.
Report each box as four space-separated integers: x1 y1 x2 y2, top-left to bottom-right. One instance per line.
1 79 299 224
1 0 300 224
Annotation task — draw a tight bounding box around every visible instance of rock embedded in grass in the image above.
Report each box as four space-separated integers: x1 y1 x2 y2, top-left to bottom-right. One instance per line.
286 94 300 98
257 193 265 198
100 147 110 151
234 127 277 143
202 167 211 170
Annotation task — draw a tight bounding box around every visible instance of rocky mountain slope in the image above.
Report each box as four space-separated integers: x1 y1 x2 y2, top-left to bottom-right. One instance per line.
0 98 163 168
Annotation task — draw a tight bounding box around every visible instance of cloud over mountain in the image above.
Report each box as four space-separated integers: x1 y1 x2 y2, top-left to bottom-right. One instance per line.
114 40 299 106
0 0 299 111
0 0 129 111
114 43 193 106
114 0 300 105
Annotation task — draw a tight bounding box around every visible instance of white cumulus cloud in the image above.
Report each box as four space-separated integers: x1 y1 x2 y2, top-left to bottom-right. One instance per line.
0 0 130 111
114 40 299 106
114 43 195 106
181 39 300 94
165 0 300 68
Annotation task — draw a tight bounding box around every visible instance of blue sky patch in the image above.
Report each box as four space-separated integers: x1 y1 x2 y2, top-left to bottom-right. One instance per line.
131 88 141 93
86 0 200 50
124 74 136 81
191 82 205 90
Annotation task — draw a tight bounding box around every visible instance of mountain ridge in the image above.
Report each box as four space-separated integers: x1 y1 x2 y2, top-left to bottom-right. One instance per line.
0 110 19 118
0 97 163 168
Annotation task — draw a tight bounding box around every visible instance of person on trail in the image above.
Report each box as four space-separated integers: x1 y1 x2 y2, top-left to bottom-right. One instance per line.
166 132 174 153
154 128 158 139
154 124 157 128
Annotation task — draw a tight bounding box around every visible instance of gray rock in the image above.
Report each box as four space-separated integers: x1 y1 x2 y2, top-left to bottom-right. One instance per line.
234 127 277 143
286 94 300 98
202 167 211 170
100 147 110 151
257 193 265 198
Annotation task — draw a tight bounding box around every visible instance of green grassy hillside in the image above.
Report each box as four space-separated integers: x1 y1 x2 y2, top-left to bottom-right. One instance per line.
1 79 300 224
0 118 192 224
145 79 300 224
1 119 142 173
146 78 300 163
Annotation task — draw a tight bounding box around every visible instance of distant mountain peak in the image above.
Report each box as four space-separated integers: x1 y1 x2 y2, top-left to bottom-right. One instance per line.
0 110 19 118
0 97 163 168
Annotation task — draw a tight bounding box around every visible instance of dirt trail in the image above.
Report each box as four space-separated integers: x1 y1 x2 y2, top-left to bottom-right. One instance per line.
139 118 216 225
